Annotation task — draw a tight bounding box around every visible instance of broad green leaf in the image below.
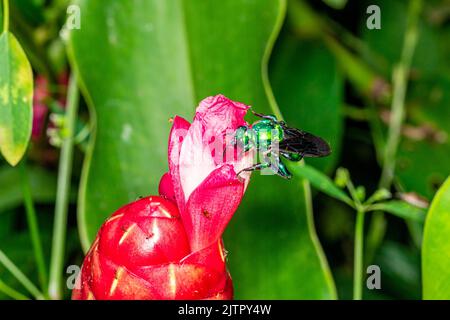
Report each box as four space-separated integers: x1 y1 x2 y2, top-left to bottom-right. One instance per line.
69 0 195 245
367 201 426 223
270 38 344 173
0 32 33 166
422 176 450 299
289 163 352 206
227 174 336 299
0 165 59 213
70 0 336 299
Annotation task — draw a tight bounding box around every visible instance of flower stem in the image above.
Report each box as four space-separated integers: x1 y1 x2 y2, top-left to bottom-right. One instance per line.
366 0 423 263
48 73 79 300
2 0 9 32
0 249 44 299
19 161 48 293
353 208 365 300
0 279 29 300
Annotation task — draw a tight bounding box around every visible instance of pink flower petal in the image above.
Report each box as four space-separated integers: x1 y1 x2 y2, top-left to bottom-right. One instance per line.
183 164 244 252
195 95 250 140
179 119 217 202
168 116 191 211
179 95 251 201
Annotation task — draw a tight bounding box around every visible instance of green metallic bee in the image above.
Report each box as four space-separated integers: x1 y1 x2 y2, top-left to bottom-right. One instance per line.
233 110 331 179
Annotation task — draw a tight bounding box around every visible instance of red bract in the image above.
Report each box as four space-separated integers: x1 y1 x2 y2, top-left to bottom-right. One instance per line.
72 95 254 300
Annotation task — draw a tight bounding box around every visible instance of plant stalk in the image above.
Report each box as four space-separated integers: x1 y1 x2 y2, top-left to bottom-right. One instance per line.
48 73 79 300
2 0 9 32
366 0 423 263
353 208 365 300
19 162 48 293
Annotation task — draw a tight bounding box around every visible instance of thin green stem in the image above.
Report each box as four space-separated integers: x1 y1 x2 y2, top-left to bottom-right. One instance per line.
346 179 362 208
353 208 365 300
19 162 48 293
0 249 44 299
48 73 79 300
0 279 29 300
2 0 9 32
380 0 422 187
367 0 423 262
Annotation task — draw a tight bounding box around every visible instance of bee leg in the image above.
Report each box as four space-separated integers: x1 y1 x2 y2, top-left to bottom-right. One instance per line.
237 161 292 180
275 161 292 180
236 162 270 178
250 108 278 122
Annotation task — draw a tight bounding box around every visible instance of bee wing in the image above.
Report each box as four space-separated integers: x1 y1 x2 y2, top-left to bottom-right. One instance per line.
279 129 331 158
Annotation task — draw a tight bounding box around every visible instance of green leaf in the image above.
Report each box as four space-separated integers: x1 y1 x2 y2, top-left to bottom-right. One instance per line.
69 0 195 246
227 174 337 299
367 201 426 223
0 32 33 166
423 176 450 299
270 38 344 173
0 4 2 33
70 0 336 299
0 165 59 213
289 163 353 206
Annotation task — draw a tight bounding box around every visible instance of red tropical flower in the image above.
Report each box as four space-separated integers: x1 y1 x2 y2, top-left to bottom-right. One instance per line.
72 95 254 300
